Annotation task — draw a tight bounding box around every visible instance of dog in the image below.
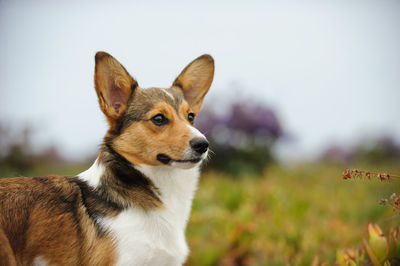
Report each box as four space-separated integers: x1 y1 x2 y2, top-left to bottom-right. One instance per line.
0 52 214 266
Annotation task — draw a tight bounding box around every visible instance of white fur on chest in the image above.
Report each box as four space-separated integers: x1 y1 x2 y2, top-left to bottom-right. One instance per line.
101 165 200 266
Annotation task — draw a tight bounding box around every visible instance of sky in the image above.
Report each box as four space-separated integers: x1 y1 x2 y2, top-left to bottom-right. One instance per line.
0 0 399 161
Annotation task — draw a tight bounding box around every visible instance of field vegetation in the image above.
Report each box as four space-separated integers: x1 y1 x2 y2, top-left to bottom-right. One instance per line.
1 103 399 265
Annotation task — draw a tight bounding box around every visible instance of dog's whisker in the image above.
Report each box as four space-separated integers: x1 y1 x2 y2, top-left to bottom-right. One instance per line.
0 51 215 265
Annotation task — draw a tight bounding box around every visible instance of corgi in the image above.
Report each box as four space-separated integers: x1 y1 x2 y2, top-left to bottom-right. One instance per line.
0 52 214 266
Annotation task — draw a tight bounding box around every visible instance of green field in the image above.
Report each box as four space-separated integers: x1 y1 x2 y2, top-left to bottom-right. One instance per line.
1 162 399 265
186 163 400 265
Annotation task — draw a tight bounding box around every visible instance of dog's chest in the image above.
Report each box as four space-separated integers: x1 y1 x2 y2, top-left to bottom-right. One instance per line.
101 208 187 266
102 166 200 266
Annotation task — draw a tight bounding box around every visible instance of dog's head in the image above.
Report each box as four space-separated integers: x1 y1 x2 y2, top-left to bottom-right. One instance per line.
94 52 214 169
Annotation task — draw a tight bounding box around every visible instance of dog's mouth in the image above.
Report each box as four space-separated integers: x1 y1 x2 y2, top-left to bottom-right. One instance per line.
157 154 202 165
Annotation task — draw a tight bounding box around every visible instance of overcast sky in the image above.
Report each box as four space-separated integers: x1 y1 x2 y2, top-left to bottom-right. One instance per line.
0 0 399 161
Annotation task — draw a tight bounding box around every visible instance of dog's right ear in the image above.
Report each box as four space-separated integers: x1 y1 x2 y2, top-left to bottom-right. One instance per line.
94 51 137 127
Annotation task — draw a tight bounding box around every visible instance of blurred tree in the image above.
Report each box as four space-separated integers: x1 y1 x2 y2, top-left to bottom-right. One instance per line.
0 124 34 173
320 136 400 165
195 101 283 175
354 136 400 164
0 123 63 176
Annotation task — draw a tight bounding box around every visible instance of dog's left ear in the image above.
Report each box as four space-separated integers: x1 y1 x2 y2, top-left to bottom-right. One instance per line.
173 54 214 113
94 52 138 127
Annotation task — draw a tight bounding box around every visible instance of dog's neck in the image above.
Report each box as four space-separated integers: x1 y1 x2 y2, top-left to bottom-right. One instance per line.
134 163 200 227
78 144 200 219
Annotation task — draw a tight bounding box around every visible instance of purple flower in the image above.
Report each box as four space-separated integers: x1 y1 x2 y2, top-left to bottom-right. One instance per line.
196 101 283 149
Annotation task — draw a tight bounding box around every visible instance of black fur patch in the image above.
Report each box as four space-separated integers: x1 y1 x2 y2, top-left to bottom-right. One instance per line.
68 177 122 236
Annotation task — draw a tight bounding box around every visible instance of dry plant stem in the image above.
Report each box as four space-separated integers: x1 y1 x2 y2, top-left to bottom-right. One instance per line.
342 169 400 182
342 168 400 215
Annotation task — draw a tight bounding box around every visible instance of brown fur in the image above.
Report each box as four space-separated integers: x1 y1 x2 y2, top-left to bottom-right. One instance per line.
0 227 16 266
0 176 117 265
0 52 214 265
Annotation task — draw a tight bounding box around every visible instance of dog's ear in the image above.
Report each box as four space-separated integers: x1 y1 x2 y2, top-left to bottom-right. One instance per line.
94 52 137 126
173 54 214 113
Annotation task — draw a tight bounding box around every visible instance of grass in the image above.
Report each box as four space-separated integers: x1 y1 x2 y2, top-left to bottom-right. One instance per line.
186 163 400 265
1 162 399 265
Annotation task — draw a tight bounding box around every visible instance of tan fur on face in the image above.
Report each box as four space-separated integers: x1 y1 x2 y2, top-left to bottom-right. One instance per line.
113 99 194 166
0 52 214 265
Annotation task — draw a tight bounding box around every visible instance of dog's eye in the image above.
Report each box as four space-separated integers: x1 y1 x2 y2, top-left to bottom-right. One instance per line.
151 114 168 126
188 113 195 124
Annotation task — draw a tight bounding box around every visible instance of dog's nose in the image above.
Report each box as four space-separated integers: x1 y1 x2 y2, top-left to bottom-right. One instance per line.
190 138 209 154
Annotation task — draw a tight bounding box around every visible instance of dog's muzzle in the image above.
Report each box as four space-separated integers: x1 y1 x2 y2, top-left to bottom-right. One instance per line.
157 137 209 165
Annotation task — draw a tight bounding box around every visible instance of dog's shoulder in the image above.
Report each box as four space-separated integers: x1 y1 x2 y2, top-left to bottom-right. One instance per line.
0 175 78 207
0 175 86 240
0 175 118 265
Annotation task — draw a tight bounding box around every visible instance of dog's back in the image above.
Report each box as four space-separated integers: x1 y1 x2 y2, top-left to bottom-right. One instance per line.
0 176 116 265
